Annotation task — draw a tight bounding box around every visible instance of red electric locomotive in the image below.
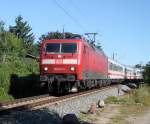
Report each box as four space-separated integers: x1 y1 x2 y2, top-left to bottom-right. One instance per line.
40 38 108 94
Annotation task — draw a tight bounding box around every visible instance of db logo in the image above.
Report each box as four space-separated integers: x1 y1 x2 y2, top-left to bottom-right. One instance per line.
55 59 63 64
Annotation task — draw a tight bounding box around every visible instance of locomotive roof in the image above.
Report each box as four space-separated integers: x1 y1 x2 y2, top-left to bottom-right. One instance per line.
42 39 82 43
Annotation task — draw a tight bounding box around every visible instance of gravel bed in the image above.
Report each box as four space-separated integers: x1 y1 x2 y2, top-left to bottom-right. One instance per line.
0 85 130 124
46 85 124 116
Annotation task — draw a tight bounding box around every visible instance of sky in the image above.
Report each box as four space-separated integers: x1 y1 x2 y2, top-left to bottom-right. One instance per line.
0 0 150 65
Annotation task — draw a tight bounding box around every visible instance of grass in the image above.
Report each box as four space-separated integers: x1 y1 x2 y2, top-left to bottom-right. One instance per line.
79 113 99 122
79 84 150 124
109 115 128 124
106 84 150 124
0 87 13 101
105 84 150 106
79 108 104 122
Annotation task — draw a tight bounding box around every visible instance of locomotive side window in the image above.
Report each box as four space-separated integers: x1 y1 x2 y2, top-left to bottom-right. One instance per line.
45 43 60 53
61 43 77 53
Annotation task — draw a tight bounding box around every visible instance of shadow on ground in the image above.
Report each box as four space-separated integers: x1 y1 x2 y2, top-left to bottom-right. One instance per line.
0 109 91 124
9 74 46 99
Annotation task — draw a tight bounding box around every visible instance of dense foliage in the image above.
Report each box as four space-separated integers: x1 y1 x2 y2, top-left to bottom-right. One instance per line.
143 62 150 84
9 15 35 53
0 16 39 101
39 31 81 41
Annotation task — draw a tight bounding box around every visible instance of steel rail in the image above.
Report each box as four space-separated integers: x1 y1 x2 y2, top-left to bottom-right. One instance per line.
0 85 118 114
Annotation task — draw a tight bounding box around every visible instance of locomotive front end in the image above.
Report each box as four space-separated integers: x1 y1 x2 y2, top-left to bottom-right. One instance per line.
40 39 81 93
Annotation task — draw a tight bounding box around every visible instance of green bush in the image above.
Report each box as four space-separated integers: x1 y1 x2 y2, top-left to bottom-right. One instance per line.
0 56 39 101
0 18 39 101
0 63 12 92
131 86 150 106
143 62 150 85
0 87 13 101
105 85 150 107
105 96 130 105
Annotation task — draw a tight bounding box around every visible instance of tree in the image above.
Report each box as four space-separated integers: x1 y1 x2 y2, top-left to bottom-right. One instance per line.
39 31 81 41
0 21 5 62
0 21 5 53
9 15 34 53
135 64 142 69
0 19 27 62
0 21 5 32
143 62 150 85
39 31 63 41
0 32 25 62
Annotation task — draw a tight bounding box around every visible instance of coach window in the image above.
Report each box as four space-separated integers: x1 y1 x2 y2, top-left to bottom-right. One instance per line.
109 63 113 70
120 67 123 72
114 65 117 71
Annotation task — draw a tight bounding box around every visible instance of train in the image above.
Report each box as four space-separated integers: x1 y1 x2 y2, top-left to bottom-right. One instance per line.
39 37 143 94
108 59 143 81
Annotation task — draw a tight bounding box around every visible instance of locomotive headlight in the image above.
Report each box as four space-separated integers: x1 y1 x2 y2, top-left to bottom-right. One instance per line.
44 67 48 71
70 66 75 71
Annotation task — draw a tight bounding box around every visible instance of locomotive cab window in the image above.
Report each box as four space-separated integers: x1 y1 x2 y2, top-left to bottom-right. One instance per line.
45 43 60 53
61 43 77 53
45 43 77 54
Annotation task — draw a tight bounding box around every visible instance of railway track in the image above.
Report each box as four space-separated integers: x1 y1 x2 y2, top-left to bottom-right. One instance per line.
0 94 56 112
0 85 118 115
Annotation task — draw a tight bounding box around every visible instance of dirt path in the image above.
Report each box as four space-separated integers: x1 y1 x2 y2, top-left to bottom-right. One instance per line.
93 105 150 124
93 104 120 124
128 111 150 124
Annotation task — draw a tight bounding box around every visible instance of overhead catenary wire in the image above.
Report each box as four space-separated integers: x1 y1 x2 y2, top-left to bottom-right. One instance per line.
53 0 102 44
68 0 103 44
69 0 88 18
53 0 88 32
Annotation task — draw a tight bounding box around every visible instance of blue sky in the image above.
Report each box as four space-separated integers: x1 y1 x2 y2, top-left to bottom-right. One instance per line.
0 0 150 65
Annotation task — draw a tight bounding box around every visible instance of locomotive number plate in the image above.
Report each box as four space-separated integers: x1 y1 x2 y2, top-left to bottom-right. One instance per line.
55 59 63 64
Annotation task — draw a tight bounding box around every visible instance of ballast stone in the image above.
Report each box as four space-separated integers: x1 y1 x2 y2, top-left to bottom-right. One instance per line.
98 100 105 108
